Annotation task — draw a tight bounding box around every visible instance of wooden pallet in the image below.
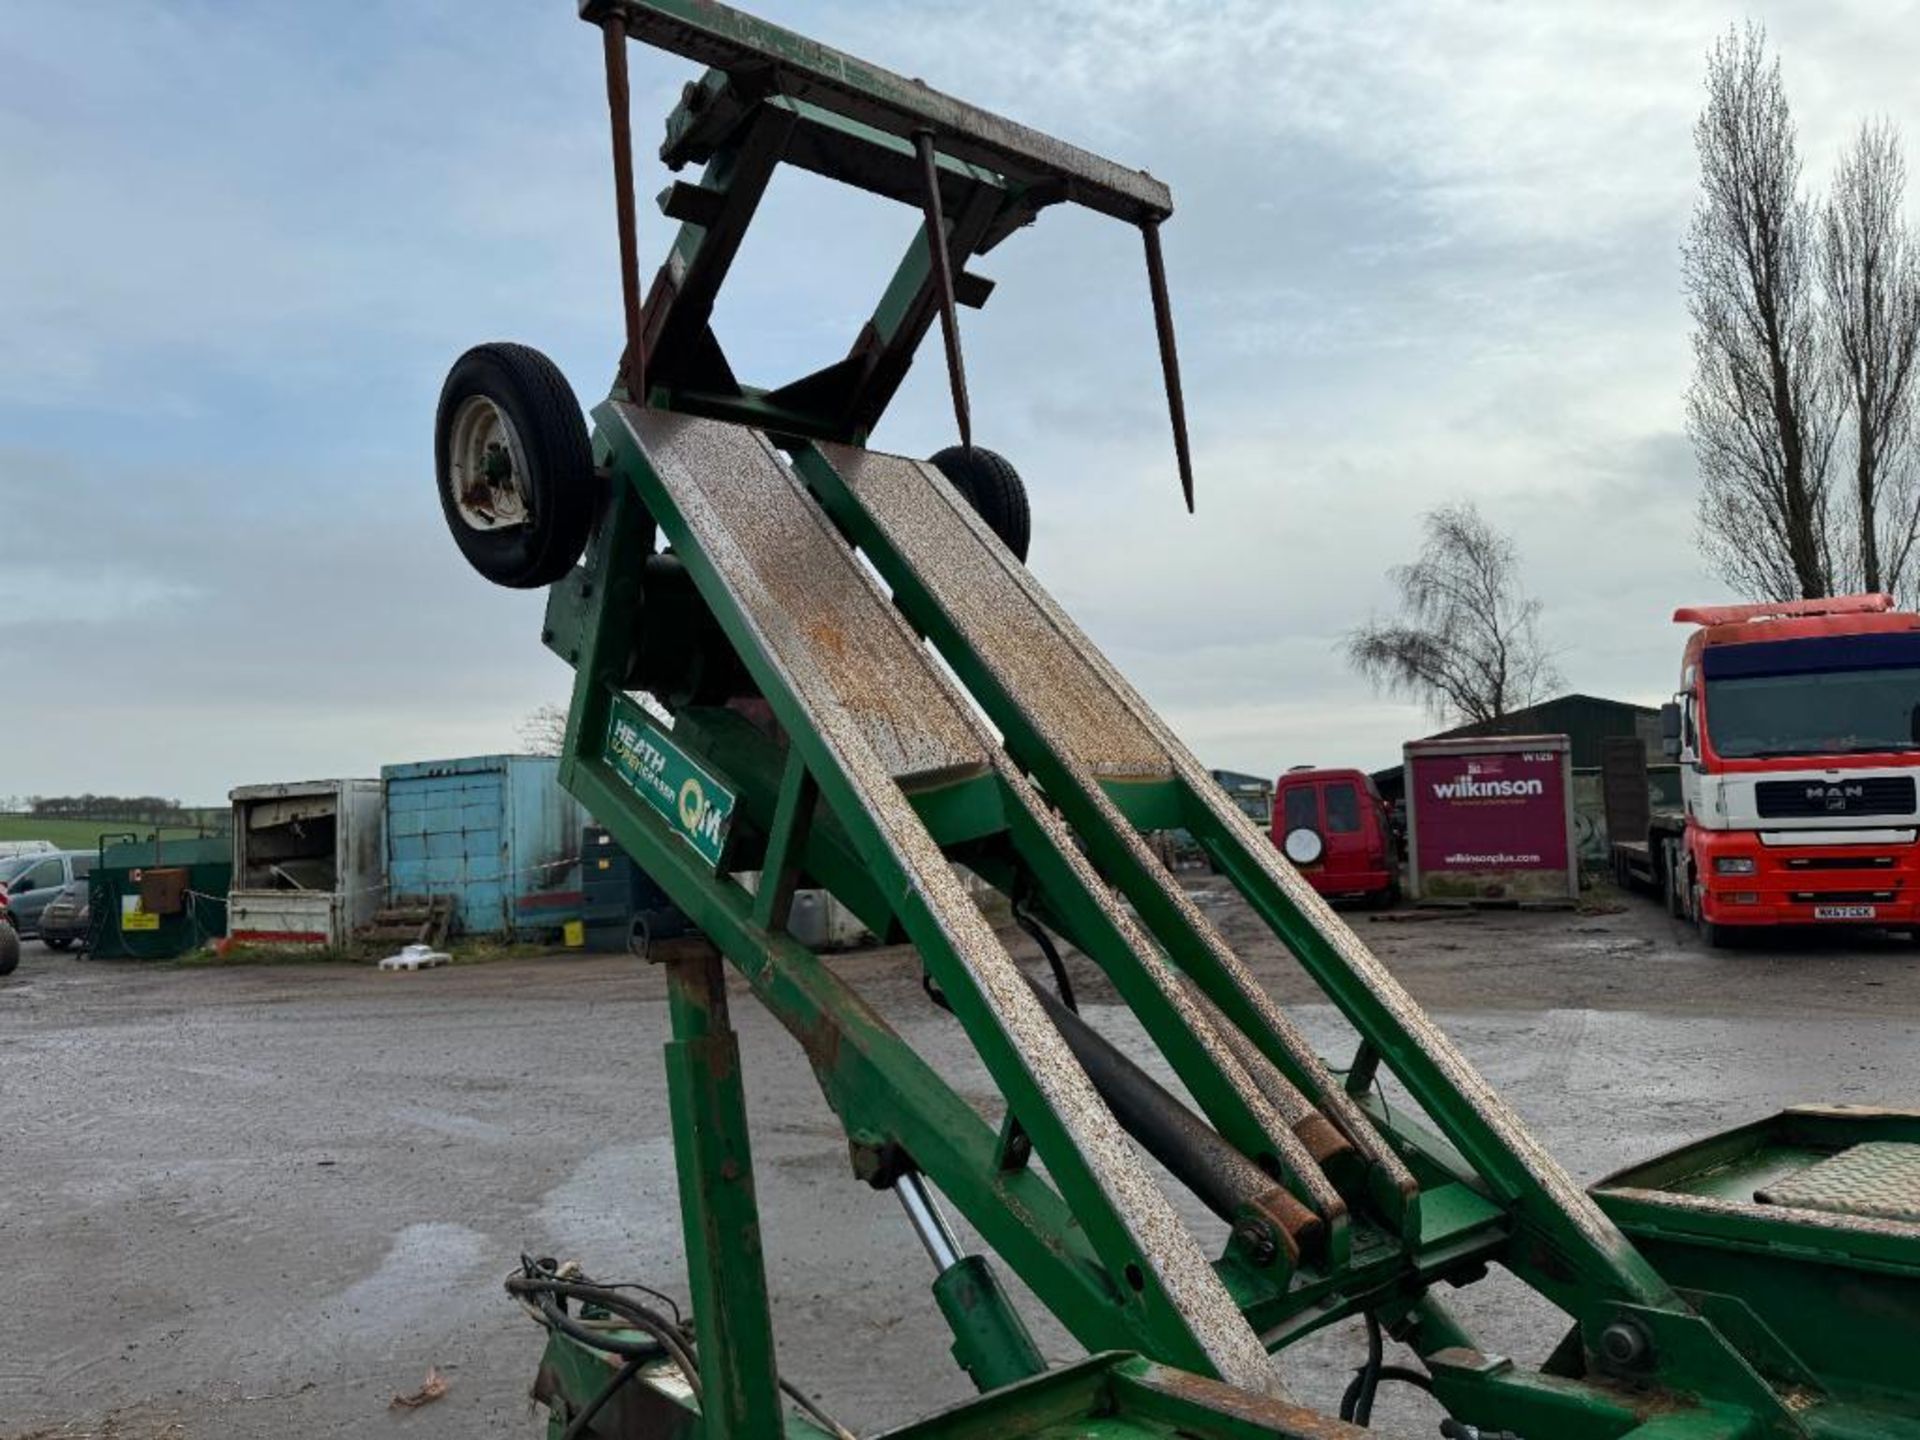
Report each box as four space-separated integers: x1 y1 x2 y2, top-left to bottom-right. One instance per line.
361 893 456 947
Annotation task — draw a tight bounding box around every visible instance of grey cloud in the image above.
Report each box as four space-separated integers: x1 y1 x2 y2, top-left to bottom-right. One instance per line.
8 0 1914 795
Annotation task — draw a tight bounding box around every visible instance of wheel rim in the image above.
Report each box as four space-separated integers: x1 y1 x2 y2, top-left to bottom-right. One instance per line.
447 394 532 531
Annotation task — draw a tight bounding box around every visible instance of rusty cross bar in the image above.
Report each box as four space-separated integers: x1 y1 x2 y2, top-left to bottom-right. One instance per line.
915 129 973 451
601 17 648 403
1141 220 1194 513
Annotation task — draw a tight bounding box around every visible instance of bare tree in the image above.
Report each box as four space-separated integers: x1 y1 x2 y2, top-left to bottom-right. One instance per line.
1823 119 1920 598
518 694 672 756
1684 23 1837 600
517 703 569 757
1346 502 1560 725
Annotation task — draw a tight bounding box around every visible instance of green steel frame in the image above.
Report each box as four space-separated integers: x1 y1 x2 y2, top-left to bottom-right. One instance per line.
489 5 1920 1437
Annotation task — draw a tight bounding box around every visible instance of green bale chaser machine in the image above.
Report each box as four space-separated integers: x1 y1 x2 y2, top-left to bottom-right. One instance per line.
433 5 1920 1436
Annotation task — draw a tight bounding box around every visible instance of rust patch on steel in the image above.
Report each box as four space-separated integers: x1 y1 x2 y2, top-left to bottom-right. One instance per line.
1600 1183 1920 1242
819 438 1417 1206
622 406 1282 1393
1294 1113 1352 1170
798 1010 843 1075
1125 1362 1369 1437
628 409 986 785
819 441 1172 779
1249 1185 1323 1259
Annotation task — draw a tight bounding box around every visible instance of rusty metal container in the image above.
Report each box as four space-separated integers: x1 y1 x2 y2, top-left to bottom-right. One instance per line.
381 755 586 938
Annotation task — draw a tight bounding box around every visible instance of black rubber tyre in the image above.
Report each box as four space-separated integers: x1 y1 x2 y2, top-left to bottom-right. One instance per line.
43 937 72 951
0 922 18 977
929 445 1031 562
435 343 596 589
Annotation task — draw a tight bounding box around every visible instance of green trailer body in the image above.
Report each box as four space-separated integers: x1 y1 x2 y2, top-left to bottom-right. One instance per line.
427 4 1920 1437
87 835 230 960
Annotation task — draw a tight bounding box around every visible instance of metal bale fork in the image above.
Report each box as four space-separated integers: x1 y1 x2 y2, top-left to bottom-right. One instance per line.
432 4 1920 1437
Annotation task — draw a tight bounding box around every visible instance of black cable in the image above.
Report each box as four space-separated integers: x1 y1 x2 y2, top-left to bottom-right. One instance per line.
510 1261 857 1440
1342 1363 1434 1419
1339 1311 1385 1425
921 970 951 1011
510 1277 688 1352
560 1355 642 1440
507 1274 702 1402
527 1292 656 1358
1439 1422 1523 1440
1013 904 1077 1012
590 1278 684 1327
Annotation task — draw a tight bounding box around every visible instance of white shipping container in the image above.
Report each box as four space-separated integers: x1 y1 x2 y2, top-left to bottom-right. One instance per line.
228 779 385 950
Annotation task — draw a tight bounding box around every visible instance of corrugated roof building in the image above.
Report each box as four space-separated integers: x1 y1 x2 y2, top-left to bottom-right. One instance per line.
1373 693 1661 804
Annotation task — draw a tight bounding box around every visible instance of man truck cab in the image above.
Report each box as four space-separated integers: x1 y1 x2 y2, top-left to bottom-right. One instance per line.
1272 765 1397 903
1665 593 1920 943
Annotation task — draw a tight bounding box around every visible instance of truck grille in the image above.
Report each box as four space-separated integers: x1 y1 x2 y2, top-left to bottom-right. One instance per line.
1783 855 1899 870
1755 776 1916 818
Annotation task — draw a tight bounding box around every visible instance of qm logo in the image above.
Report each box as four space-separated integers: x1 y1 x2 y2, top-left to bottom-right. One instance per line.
679 777 724 848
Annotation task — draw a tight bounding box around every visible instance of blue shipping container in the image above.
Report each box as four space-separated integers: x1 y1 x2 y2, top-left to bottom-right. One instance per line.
381 755 587 937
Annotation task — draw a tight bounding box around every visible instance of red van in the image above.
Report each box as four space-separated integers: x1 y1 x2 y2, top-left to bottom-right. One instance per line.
1272 766 1398 903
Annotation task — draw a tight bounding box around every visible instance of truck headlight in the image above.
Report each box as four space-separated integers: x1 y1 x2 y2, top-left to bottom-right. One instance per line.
1714 856 1757 876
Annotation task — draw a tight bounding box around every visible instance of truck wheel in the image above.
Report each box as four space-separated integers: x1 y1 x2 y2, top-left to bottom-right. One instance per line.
0 922 19 977
1688 882 1735 948
43 937 71 952
929 446 1031 562
1660 846 1678 916
435 343 597 589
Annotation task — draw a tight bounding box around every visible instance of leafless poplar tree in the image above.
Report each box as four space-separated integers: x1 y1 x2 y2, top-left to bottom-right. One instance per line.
518 694 671 755
1346 502 1560 725
1683 23 1837 600
1823 119 1920 598
517 703 570 756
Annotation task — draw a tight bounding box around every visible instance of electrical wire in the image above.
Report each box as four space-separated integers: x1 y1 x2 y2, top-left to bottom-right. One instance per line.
1340 1363 1434 1421
507 1266 702 1402
587 1278 684 1327
779 1379 858 1440
560 1355 642 1440
1348 1310 1385 1425
1012 902 1077 1012
508 1259 857 1440
1335 1311 1433 1427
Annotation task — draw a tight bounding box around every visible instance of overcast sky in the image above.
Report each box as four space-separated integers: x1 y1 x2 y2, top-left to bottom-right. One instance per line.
2 0 1912 803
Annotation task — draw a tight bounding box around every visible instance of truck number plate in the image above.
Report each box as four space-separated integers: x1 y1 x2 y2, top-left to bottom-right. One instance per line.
1814 904 1876 920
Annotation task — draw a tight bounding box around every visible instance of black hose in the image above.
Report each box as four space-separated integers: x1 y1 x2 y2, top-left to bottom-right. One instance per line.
1013 904 1077 1012
1342 1363 1433 1419
1339 1311 1385 1425
1439 1422 1523 1440
507 1274 702 1402
509 1262 857 1440
561 1355 642 1439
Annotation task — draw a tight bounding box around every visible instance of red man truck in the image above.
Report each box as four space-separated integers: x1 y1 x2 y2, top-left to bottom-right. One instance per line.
1642 593 1920 945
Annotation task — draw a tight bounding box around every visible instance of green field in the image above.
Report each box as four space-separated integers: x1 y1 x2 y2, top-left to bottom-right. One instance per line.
0 816 221 851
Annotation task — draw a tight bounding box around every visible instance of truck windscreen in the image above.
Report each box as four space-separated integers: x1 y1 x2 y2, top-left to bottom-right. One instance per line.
1703 632 1920 758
